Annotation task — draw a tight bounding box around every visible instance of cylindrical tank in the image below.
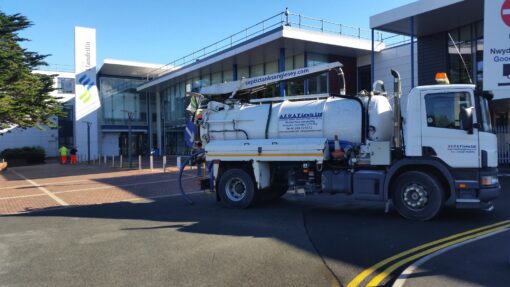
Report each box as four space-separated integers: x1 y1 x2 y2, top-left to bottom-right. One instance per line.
201 96 393 144
367 95 394 141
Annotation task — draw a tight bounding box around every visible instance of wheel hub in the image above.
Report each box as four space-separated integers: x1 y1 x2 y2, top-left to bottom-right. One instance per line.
225 177 247 202
402 183 429 210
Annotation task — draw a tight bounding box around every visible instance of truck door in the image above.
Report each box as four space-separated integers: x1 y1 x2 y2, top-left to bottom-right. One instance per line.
421 89 479 168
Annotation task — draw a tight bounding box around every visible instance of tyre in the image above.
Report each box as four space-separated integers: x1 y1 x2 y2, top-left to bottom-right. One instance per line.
218 168 257 208
269 185 289 199
259 184 289 202
392 171 444 221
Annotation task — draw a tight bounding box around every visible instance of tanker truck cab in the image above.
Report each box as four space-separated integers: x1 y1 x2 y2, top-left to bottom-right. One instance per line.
398 83 500 211
187 62 501 221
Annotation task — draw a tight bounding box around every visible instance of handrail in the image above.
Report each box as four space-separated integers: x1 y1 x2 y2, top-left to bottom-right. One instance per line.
146 9 410 80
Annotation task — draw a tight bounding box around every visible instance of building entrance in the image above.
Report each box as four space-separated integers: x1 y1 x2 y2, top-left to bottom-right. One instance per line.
119 133 148 156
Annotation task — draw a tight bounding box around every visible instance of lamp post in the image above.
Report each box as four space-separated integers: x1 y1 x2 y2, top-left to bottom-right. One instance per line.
83 121 92 164
122 110 134 168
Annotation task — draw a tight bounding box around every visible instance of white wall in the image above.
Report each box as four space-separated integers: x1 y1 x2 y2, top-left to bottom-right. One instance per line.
0 123 59 157
358 42 418 96
101 133 119 156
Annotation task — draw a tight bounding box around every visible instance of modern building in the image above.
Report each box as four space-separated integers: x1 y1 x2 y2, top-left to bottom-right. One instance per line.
7 2 508 165
370 0 510 164
136 10 410 156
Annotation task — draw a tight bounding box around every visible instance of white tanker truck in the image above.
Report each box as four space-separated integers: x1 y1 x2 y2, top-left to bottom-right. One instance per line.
181 62 500 220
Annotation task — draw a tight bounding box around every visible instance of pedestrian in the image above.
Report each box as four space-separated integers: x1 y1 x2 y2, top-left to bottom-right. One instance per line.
59 145 68 165
70 147 77 165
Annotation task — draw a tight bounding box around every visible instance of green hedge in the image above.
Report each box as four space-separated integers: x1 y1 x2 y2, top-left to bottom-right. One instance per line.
0 146 46 164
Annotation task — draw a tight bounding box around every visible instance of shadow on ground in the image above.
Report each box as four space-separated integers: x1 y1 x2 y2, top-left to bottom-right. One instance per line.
7 182 509 287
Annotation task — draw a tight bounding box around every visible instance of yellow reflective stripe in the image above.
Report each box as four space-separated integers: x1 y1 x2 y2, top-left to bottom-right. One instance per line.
347 220 510 287
367 223 510 286
207 153 323 157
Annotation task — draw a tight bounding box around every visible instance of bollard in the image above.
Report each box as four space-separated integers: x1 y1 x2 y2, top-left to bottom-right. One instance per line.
120 155 123 168
138 155 142 170
112 155 115 168
177 156 181 171
162 156 167 173
104 155 107 166
150 155 154 171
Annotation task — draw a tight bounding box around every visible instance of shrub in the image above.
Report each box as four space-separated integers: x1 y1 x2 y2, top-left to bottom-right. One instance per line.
0 146 46 164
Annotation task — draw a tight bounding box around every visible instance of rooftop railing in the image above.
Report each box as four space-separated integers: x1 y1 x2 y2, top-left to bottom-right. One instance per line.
146 9 399 79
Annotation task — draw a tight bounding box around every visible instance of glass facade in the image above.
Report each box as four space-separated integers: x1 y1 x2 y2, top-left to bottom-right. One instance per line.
57 77 75 94
99 77 148 126
448 21 483 87
308 53 328 94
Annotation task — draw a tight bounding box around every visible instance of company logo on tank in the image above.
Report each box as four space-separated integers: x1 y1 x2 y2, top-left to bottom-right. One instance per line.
278 111 323 133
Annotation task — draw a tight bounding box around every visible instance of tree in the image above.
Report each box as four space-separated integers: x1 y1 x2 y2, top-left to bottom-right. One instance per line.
0 11 64 130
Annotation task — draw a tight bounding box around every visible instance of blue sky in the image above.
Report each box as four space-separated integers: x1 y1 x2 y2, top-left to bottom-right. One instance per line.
1 0 413 70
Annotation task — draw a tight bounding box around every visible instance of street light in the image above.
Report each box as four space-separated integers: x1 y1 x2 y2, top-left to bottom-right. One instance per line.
83 121 92 164
122 110 134 168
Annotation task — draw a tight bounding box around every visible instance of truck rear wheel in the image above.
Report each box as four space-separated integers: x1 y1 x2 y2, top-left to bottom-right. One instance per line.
218 168 256 208
392 171 444 221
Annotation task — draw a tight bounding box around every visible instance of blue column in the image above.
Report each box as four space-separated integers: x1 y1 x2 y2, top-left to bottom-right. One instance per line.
279 48 286 97
233 64 238 81
410 16 415 88
371 29 375 89
304 52 309 94
146 92 151 154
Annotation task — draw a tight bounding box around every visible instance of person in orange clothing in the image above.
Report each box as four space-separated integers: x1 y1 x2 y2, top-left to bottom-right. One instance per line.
59 146 68 165
70 147 78 164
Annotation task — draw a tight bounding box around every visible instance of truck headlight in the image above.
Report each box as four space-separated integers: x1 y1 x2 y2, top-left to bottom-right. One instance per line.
480 175 498 186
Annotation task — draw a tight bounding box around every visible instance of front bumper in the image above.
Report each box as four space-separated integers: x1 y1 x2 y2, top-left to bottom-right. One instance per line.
478 184 501 202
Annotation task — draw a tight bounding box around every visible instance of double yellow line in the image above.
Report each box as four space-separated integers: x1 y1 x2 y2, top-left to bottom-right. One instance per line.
347 220 510 287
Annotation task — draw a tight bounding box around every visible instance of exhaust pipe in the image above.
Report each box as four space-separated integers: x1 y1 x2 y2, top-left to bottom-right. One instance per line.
391 69 402 150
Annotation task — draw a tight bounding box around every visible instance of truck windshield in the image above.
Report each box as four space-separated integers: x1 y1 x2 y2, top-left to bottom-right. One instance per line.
479 96 493 132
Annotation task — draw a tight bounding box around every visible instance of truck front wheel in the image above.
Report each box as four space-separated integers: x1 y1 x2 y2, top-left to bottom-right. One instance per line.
392 171 444 221
218 168 257 208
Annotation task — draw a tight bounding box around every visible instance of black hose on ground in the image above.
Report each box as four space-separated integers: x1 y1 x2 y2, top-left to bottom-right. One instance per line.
178 150 205 205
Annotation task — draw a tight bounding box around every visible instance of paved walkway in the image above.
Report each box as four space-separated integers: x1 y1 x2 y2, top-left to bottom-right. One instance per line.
0 163 201 215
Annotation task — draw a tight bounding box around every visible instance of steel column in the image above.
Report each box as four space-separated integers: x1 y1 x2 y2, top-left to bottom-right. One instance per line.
410 16 415 88
371 29 375 89
279 48 286 97
304 52 309 94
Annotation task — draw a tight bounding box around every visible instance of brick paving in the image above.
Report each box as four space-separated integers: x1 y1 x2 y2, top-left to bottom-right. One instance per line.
0 163 202 215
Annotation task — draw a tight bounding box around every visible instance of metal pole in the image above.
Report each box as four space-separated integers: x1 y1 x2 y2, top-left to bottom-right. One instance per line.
104 155 106 165
371 29 375 88
128 116 133 168
150 155 153 171
138 155 142 170
410 16 415 89
87 122 90 164
163 155 167 173
112 155 115 168
120 155 123 168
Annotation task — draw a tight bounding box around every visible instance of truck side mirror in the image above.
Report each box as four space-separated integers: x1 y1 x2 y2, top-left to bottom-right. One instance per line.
460 107 473 134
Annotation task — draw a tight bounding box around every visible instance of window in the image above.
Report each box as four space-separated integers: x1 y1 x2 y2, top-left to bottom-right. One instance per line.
425 92 471 129
479 96 492 132
307 53 328 94
447 21 483 87
57 77 75 94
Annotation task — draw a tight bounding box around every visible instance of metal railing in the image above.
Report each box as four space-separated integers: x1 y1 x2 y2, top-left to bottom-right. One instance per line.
37 64 74 73
147 9 392 79
496 125 510 165
380 33 413 48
